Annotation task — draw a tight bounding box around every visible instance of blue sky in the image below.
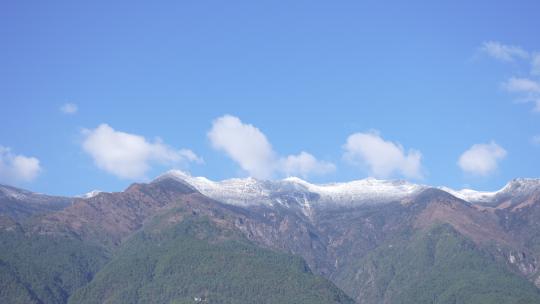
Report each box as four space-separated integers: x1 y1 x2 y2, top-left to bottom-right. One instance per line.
1 0 540 196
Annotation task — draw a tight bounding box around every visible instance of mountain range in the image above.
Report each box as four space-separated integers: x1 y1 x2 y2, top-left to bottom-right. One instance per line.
2 171 540 303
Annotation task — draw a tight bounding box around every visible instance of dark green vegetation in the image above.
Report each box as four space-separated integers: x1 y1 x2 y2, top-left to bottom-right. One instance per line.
0 228 108 304
0 210 353 304
337 224 540 304
69 216 353 304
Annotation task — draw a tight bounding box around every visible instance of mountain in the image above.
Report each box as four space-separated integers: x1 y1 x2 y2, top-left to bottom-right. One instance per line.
153 172 540 302
440 178 540 205
0 184 73 220
157 170 426 209
0 177 353 304
1 172 540 303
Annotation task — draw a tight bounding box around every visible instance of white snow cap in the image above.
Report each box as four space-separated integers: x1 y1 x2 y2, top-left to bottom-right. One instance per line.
156 171 540 208
155 170 427 207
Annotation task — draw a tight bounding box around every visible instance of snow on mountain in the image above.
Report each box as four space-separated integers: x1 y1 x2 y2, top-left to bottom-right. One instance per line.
78 190 103 199
155 170 427 208
438 187 498 203
439 178 540 204
498 178 540 195
284 176 426 205
0 185 33 201
155 170 280 206
155 171 540 209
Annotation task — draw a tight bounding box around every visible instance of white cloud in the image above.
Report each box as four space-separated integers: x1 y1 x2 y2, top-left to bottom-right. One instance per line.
481 41 529 62
208 115 335 179
82 124 202 179
503 77 540 93
502 77 540 112
281 152 335 178
60 103 78 114
458 142 507 176
532 53 540 76
480 41 540 113
0 146 41 184
208 115 276 179
342 131 423 179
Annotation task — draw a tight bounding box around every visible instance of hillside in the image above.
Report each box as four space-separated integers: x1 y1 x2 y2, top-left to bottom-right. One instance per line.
0 228 108 303
69 215 353 304
335 224 540 304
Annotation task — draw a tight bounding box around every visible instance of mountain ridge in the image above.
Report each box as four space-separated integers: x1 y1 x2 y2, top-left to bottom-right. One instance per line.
154 170 540 208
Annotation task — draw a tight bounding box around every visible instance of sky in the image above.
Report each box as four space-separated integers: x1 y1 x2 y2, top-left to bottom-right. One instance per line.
1 0 540 196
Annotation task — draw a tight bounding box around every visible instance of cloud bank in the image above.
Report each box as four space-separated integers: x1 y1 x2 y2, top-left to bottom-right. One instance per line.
82 124 202 179
342 131 423 179
0 146 41 184
458 142 507 176
208 115 335 179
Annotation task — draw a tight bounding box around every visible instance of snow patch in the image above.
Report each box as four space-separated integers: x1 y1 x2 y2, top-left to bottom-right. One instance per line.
438 187 498 203
0 185 33 200
79 190 103 199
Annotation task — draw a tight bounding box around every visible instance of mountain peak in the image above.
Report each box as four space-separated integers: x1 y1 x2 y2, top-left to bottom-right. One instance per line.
78 190 103 199
503 178 540 191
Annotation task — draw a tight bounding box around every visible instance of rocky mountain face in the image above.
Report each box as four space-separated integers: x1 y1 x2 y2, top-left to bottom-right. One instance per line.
2 173 540 303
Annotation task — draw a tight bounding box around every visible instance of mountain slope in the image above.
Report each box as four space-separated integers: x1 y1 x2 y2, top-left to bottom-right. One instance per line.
1 177 353 304
0 184 72 220
335 224 540 304
33 178 198 247
69 215 354 304
0 227 108 304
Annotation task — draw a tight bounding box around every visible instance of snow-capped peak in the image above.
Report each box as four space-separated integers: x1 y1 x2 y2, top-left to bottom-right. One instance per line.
155 170 427 208
500 178 540 193
438 187 498 203
156 171 540 208
156 170 272 206
439 178 540 204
